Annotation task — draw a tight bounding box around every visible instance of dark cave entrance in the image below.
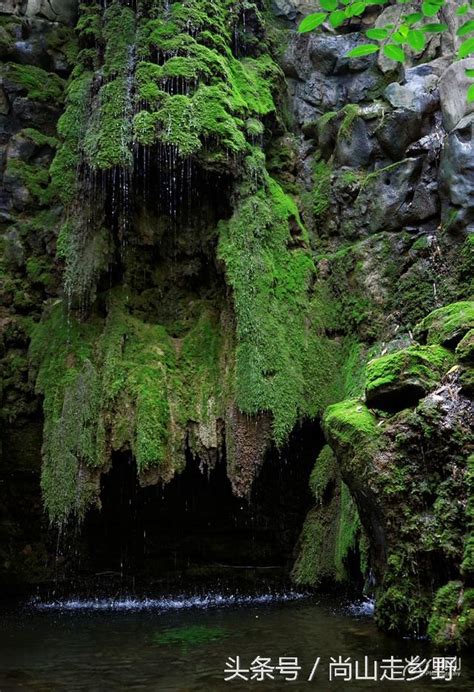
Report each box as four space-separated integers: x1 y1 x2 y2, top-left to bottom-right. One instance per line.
77 420 324 590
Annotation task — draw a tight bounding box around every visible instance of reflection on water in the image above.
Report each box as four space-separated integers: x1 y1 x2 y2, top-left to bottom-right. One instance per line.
0 593 472 691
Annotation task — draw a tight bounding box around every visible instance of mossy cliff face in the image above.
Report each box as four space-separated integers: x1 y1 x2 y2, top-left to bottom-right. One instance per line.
3 0 347 531
1 3 79 585
0 0 473 650
283 19 474 645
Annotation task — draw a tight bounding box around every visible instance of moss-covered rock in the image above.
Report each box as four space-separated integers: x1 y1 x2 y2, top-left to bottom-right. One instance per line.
365 345 454 411
1 62 65 105
323 399 381 461
456 329 474 363
293 445 364 587
28 293 231 525
414 301 474 348
428 582 474 648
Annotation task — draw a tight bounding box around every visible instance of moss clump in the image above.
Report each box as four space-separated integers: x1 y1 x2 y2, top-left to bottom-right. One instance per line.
312 159 332 221
29 294 227 525
323 399 379 451
153 625 228 648
338 103 360 139
29 302 102 525
133 45 278 159
1 63 65 104
26 258 54 288
414 301 474 348
365 345 454 409
218 157 340 443
293 457 362 587
428 581 465 648
82 3 136 170
456 329 474 363
462 454 474 579
57 0 280 171
5 158 54 207
377 579 432 637
50 71 93 203
21 128 58 149
309 445 338 503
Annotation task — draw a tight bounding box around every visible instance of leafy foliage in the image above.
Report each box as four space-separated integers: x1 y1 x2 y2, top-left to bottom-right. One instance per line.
299 0 474 100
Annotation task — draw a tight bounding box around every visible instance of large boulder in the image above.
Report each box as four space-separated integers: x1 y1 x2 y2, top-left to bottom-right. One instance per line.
414 301 474 347
365 344 454 411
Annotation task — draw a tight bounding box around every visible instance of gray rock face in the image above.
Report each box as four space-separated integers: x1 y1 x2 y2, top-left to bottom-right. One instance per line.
384 67 439 115
283 32 386 127
439 58 474 132
439 113 474 226
334 116 372 168
2 0 78 24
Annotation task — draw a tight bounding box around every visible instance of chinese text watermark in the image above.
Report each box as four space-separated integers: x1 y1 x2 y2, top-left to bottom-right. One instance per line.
224 655 461 683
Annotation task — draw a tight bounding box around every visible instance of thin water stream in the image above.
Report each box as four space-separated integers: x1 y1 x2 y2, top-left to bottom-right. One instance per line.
0 593 472 691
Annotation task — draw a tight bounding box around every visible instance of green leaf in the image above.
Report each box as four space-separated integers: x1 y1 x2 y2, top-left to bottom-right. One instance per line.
405 12 423 25
458 20 474 36
298 12 327 32
346 1 367 17
329 9 346 26
457 4 470 15
392 31 407 44
365 28 389 39
407 29 426 51
383 43 406 61
346 43 380 57
421 1 442 17
320 0 337 10
459 36 474 57
467 83 474 102
422 22 448 32
465 68 474 77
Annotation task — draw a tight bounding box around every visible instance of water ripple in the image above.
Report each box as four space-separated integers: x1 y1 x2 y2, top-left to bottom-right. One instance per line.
30 591 308 612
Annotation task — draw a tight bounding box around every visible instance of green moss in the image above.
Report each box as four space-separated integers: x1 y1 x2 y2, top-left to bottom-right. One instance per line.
50 71 93 203
46 24 79 66
312 159 332 221
152 625 228 648
1 63 65 104
26 258 54 288
377 580 432 637
29 302 102 525
462 454 474 579
338 103 360 139
323 399 380 450
5 158 54 206
59 0 280 171
29 291 228 524
365 345 454 404
293 469 362 586
309 445 337 503
21 128 58 149
414 301 474 347
456 329 474 363
335 481 361 581
428 581 464 648
218 160 340 443
82 4 135 169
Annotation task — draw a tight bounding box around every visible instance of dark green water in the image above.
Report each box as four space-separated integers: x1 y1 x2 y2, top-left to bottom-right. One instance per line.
0 594 472 691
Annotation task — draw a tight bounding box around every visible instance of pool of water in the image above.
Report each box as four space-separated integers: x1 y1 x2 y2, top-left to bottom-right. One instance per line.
0 592 472 691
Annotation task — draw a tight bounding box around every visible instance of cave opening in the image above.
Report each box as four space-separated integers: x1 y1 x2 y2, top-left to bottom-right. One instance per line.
73 419 324 592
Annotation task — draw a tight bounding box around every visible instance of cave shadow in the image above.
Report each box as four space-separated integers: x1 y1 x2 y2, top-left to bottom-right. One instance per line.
73 418 324 593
